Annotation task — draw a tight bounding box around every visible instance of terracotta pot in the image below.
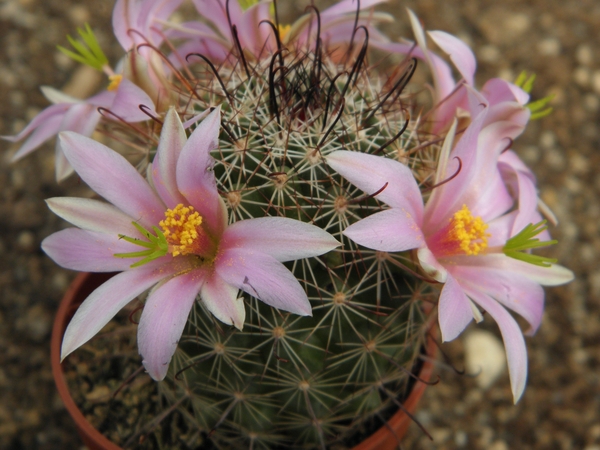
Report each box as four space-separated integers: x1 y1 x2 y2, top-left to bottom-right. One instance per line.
51 272 121 450
52 272 436 450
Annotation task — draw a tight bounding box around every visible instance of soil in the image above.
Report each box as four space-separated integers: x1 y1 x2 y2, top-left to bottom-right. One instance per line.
1 0 598 449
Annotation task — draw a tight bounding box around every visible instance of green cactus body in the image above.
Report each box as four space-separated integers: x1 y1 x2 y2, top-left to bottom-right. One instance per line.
154 49 435 449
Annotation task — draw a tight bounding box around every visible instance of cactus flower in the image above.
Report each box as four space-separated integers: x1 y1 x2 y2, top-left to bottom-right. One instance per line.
169 0 391 63
327 100 574 402
42 107 339 381
2 80 156 181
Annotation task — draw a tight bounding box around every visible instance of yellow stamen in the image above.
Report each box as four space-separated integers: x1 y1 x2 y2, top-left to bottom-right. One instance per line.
278 24 291 41
159 204 203 257
448 205 489 255
107 74 123 91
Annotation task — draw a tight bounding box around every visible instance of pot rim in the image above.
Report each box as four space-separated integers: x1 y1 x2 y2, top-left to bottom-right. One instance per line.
52 272 436 450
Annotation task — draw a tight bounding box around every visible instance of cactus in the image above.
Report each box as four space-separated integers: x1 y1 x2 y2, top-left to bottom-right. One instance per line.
19 0 573 448
60 15 434 450
158 42 431 449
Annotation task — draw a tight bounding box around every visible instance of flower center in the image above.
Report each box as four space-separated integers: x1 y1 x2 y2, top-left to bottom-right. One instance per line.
278 24 291 41
159 204 203 257
429 205 490 257
107 74 123 91
448 205 489 255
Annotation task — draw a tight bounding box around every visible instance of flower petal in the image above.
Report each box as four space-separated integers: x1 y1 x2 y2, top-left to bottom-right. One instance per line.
46 197 139 236
450 264 545 335
138 271 204 380
437 273 473 342
42 228 143 272
5 105 68 160
454 254 574 287
109 78 157 123
216 248 312 317
428 30 476 85
200 271 245 329
222 217 339 262
344 208 425 252
61 264 173 359
58 131 165 228
465 288 528 403
176 107 227 234
327 150 424 221
152 108 188 208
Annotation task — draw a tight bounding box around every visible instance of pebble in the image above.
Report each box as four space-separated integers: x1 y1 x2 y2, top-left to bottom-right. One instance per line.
576 44 593 66
455 430 468 447
573 66 590 87
537 37 561 56
592 71 600 95
504 13 530 36
464 330 506 390
584 93 600 112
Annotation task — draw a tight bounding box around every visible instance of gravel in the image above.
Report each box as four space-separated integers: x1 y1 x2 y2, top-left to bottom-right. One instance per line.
1 0 598 448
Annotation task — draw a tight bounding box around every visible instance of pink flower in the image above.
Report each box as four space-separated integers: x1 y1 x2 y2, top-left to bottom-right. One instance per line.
327 101 573 402
373 10 530 133
170 0 391 64
3 81 156 181
42 107 339 381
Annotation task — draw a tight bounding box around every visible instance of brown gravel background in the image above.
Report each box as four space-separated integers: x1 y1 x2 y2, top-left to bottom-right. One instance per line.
1 0 598 449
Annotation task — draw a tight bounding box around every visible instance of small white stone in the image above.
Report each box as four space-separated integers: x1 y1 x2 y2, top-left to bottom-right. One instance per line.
573 66 590 87
592 71 600 95
576 44 593 66
504 13 530 36
540 130 557 149
583 94 600 112
464 330 506 390
537 38 561 56
479 45 500 63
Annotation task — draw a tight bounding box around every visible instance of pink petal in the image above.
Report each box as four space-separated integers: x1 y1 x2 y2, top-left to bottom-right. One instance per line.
428 30 476 85
498 152 543 236
42 228 143 272
465 288 528 403
176 107 227 234
417 247 447 283
450 264 544 335
238 2 273 55
7 106 68 160
200 271 245 330
482 78 529 106
109 78 157 123
58 132 165 228
138 270 205 380
61 263 173 359
170 37 231 68
215 248 312 317
369 40 456 102
456 254 574 287
152 108 188 208
321 0 387 16
112 0 144 50
191 0 239 41
327 150 424 221
113 0 184 51
221 217 339 262
55 144 75 182
343 208 425 252
46 197 140 236
437 274 473 342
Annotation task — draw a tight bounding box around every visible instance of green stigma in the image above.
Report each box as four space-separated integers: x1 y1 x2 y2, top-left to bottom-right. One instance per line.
514 71 554 120
114 222 168 268
503 220 558 267
57 23 109 71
